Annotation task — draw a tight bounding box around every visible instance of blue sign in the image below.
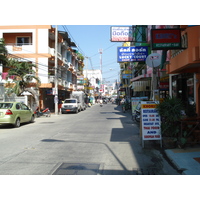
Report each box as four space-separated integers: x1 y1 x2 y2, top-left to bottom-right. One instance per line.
117 46 148 62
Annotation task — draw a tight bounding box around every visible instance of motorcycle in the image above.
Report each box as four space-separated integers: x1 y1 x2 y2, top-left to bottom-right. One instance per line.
133 109 140 122
34 107 51 117
132 102 141 122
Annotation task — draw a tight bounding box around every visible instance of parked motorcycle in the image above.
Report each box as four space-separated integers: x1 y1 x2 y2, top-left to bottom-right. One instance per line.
132 102 141 123
133 109 140 122
34 107 51 117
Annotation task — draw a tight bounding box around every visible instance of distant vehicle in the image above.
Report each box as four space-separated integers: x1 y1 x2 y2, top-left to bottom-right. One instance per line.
61 98 80 114
71 91 86 111
0 102 35 128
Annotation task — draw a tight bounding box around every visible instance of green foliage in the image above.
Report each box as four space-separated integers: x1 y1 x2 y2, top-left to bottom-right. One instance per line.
156 97 184 137
7 59 41 96
0 38 8 65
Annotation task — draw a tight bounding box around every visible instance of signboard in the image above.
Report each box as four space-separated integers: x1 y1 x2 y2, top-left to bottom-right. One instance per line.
122 74 132 79
117 46 148 62
151 29 182 50
131 97 148 114
110 26 133 42
141 101 162 147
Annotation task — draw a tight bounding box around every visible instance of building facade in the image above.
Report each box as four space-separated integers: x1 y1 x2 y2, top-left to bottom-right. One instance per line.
0 25 84 111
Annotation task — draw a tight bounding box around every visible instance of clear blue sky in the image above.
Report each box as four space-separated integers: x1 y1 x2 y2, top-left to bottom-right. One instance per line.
57 25 121 84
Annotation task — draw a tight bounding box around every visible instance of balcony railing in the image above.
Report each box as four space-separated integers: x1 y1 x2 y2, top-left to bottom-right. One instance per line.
48 47 62 60
6 43 34 54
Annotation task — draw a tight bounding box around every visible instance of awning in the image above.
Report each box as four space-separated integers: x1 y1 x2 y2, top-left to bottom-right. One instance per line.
130 73 152 82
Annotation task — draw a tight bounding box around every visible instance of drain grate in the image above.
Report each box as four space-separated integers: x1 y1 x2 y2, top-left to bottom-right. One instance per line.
52 163 101 175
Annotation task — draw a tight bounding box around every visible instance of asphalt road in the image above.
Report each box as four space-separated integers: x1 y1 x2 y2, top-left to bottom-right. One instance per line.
0 103 180 175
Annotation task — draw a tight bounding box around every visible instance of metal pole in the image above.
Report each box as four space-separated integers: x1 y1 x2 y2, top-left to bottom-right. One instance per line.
54 25 58 115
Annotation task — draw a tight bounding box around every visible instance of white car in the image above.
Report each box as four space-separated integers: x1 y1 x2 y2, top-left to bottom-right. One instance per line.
61 98 81 114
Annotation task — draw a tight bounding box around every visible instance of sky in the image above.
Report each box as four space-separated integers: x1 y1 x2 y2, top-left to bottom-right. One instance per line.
57 25 121 85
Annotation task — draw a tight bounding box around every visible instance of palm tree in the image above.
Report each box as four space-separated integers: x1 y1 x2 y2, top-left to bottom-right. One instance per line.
7 59 41 106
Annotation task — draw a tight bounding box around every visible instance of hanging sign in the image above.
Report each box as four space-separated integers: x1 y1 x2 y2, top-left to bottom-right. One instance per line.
141 101 162 147
110 26 133 42
151 29 182 50
117 46 148 62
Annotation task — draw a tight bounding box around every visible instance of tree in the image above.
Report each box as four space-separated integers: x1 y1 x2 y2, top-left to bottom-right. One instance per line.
7 59 41 106
0 38 8 65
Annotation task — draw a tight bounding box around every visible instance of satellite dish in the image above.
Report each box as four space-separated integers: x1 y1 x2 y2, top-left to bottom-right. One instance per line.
145 53 161 68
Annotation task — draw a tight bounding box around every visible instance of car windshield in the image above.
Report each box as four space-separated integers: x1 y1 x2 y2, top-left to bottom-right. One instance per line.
64 100 76 103
0 103 13 109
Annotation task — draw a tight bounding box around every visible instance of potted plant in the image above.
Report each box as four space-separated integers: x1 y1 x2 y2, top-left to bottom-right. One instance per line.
156 96 184 148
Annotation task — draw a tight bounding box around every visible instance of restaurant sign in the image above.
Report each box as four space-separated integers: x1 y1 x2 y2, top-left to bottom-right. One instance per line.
117 46 148 62
151 29 182 50
141 101 162 147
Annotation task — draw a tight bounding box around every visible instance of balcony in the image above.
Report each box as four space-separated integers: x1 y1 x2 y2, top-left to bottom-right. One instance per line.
48 47 62 60
5 43 35 54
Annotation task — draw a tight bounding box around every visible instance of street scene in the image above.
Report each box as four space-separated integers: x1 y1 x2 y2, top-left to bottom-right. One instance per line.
1 24 200 179
0 102 180 175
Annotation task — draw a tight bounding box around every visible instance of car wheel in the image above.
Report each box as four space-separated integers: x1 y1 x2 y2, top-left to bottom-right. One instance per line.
14 118 20 128
30 115 35 123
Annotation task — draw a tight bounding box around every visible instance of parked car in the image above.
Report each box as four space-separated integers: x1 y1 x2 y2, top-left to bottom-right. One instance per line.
61 98 80 114
0 102 35 128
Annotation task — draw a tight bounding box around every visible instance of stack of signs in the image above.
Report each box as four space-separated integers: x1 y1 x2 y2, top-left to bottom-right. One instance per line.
141 101 161 146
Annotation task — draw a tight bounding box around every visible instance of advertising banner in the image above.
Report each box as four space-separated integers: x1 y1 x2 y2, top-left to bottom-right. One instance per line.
151 29 182 50
141 101 161 145
117 46 148 62
110 26 133 42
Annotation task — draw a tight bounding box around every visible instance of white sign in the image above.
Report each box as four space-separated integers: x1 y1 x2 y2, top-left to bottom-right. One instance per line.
141 101 162 147
110 26 133 42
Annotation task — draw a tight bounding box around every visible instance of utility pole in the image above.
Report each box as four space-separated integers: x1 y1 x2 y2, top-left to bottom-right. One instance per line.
99 49 103 82
54 25 58 115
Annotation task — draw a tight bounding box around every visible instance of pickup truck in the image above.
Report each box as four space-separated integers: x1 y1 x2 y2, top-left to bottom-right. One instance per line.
61 98 81 114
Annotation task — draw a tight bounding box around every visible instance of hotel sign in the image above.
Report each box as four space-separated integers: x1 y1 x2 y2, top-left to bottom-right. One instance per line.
117 46 148 62
151 29 182 50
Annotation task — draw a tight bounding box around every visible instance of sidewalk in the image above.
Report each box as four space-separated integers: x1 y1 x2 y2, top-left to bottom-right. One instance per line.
164 147 200 175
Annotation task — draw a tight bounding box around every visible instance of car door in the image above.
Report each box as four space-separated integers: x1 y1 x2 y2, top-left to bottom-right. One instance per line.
20 103 31 123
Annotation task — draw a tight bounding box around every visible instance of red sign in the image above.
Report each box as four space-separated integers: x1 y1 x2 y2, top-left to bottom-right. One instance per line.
151 29 182 50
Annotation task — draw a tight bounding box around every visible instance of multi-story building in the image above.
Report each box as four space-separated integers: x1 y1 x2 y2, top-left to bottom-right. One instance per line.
167 25 200 115
83 69 102 102
0 25 84 111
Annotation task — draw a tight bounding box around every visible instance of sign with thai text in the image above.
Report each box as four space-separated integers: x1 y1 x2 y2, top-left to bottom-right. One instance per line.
151 29 182 50
110 26 133 42
117 46 148 62
141 101 161 141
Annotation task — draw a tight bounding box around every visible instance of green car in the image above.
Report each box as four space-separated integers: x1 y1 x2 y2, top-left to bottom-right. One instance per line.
0 102 35 128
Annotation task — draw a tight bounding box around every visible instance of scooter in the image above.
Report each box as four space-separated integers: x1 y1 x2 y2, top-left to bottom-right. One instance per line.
34 107 51 117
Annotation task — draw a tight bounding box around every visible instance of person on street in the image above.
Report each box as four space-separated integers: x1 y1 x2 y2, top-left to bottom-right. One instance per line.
120 97 126 112
99 99 103 107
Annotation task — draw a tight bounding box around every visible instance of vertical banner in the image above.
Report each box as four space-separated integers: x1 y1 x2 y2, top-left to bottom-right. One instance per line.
141 101 162 147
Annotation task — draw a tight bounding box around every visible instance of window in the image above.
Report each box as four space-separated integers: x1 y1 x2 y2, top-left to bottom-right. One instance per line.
16 37 30 46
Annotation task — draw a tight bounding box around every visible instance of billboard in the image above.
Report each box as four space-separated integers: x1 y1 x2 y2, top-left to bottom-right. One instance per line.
110 26 133 42
151 29 182 50
117 46 148 62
